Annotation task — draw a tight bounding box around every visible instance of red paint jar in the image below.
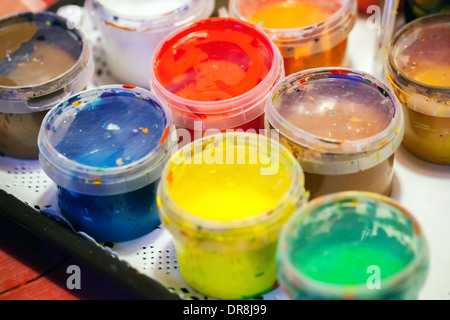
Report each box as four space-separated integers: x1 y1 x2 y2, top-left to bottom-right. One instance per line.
150 17 284 143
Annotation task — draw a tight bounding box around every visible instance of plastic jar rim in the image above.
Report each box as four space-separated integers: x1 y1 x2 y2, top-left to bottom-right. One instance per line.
0 11 92 102
157 132 307 235
387 13 450 95
150 17 284 117
228 0 357 42
277 191 429 299
38 85 176 196
264 67 404 156
87 0 214 32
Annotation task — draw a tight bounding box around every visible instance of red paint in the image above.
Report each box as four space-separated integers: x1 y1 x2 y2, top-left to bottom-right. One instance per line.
178 113 266 145
153 18 274 102
330 69 350 75
122 84 136 89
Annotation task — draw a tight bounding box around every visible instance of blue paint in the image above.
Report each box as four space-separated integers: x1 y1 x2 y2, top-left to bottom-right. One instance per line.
54 94 166 168
57 179 160 242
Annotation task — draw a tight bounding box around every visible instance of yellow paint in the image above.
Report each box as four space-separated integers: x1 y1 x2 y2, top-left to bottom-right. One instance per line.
249 1 337 29
160 134 305 299
410 65 450 87
168 143 291 221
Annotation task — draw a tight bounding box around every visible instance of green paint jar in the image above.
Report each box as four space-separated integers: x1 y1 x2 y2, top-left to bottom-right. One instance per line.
277 191 429 300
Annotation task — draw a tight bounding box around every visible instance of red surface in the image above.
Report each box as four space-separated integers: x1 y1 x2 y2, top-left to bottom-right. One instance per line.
0 213 140 300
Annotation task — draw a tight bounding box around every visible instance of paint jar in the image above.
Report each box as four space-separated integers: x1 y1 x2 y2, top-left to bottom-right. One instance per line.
0 11 94 159
386 13 450 164
84 0 215 89
38 85 175 243
277 191 429 300
157 132 307 299
150 17 284 142
405 0 450 22
229 0 357 76
265 68 404 200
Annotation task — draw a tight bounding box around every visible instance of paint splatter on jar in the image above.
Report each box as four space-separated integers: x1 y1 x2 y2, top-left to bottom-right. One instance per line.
150 17 284 143
38 85 175 242
157 132 307 299
277 191 429 300
229 0 357 75
386 13 450 164
0 11 94 159
85 0 214 89
265 68 404 199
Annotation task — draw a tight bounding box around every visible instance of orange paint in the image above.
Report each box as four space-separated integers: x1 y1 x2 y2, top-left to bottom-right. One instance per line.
159 126 170 145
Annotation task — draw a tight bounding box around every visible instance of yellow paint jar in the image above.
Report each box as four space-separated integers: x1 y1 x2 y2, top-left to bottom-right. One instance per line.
386 13 450 164
157 132 307 299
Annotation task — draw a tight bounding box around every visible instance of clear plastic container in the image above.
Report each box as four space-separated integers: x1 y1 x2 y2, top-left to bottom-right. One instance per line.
157 132 307 299
38 85 175 242
0 11 94 159
277 191 429 300
265 68 404 199
386 13 450 164
228 0 357 76
84 0 215 89
150 17 284 142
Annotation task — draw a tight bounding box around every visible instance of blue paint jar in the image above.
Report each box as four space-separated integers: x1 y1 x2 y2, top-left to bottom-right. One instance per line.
38 85 176 242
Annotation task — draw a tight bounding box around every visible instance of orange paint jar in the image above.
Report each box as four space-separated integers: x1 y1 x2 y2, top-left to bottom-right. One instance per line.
229 0 357 75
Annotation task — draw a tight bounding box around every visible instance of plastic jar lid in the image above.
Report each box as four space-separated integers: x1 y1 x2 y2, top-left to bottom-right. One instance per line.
229 0 357 45
38 85 175 196
386 13 450 117
86 0 215 32
277 191 429 300
0 11 93 114
150 17 284 131
265 68 404 175
157 132 306 243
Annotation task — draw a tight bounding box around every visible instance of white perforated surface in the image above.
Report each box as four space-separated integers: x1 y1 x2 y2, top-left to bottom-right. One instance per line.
0 7 449 300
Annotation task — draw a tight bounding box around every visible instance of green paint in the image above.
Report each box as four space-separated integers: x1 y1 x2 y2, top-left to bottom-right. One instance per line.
287 202 415 286
292 240 413 285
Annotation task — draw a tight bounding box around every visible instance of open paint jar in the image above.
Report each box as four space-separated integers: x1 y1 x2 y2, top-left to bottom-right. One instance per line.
38 85 175 242
229 0 357 75
265 68 404 199
157 132 307 299
386 13 450 164
85 0 214 88
0 11 93 159
277 191 429 300
150 17 284 142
